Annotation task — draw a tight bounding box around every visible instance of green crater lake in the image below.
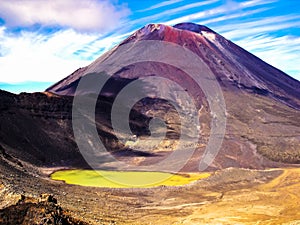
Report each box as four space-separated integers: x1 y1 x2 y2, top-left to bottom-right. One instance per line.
51 170 211 188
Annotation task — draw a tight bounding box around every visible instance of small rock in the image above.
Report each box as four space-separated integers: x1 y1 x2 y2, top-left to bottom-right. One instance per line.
39 194 57 204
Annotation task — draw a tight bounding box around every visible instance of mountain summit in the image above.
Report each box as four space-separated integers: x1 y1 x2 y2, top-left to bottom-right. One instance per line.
44 23 300 170
0 23 299 172
47 23 300 110
0 20 300 224
174 22 216 33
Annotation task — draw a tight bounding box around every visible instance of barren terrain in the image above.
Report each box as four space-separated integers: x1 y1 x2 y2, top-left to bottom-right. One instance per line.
1 23 300 224
1 156 300 224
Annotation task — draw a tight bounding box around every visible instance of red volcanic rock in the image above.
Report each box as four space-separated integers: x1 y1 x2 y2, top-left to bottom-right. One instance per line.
1 23 299 172
43 23 300 170
47 23 300 109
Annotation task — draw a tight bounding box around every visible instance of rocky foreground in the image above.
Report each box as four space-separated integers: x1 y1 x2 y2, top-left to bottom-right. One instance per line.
0 194 87 225
1 22 300 224
2 154 300 224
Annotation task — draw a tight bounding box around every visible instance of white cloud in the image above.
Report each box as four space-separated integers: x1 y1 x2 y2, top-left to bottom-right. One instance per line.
0 25 132 83
78 32 132 59
0 28 97 83
196 7 271 26
205 13 300 80
133 0 219 25
217 15 300 37
0 0 130 33
165 7 223 25
234 35 300 80
138 0 183 12
240 0 278 7
197 10 300 80
164 0 277 25
158 0 299 80
0 0 299 86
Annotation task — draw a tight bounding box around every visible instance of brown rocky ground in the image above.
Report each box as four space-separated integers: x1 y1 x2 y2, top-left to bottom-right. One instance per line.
1 154 300 224
1 25 300 173
0 194 88 225
1 22 300 224
0 89 300 224
0 89 299 172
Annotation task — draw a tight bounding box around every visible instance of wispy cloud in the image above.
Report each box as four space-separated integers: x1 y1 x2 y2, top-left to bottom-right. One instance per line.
0 28 98 83
129 0 219 28
240 0 278 7
200 11 300 80
154 0 299 80
0 25 132 83
218 15 300 39
138 0 183 12
71 32 133 60
234 34 300 80
197 7 271 26
0 0 130 33
0 0 299 87
165 0 277 25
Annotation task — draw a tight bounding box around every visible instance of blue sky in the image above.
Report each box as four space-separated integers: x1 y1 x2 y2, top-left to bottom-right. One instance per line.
0 0 299 93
